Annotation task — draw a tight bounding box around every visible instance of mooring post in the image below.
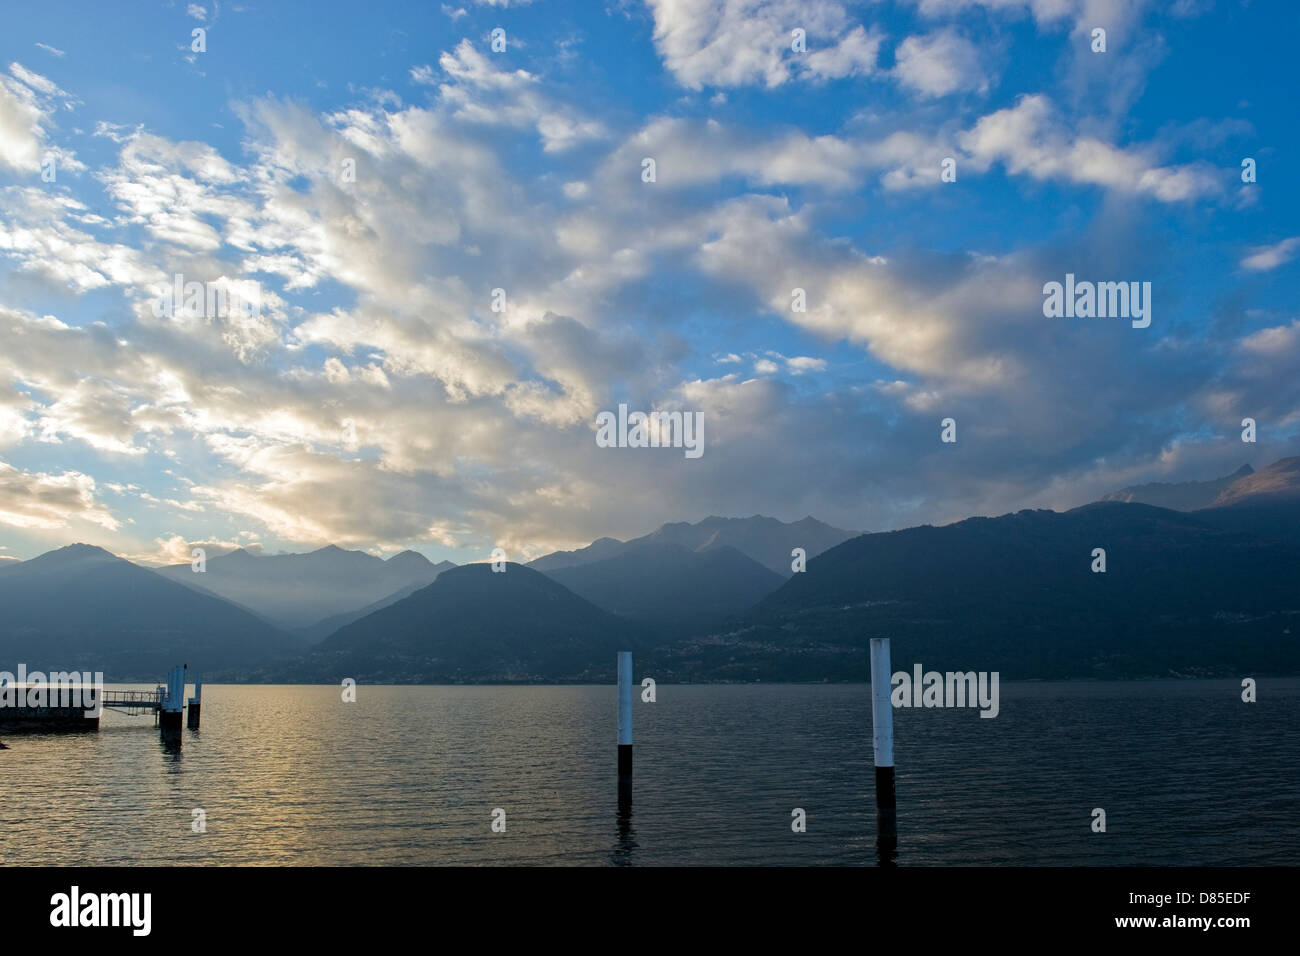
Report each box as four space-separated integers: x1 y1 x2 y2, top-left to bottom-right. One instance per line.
617 651 633 811
870 638 897 849
187 673 202 729
161 666 184 732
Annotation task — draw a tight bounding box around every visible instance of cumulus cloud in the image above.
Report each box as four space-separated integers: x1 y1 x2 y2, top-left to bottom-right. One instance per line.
959 94 1220 201
0 460 119 531
418 39 606 152
601 116 863 190
121 533 250 567
893 29 989 97
646 0 883 89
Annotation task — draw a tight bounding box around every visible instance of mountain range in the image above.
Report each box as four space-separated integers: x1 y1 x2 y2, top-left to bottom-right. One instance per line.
1101 463 1255 510
661 500 1299 681
154 545 455 632
527 514 855 576
0 544 299 678
288 563 639 683
3 460 1299 682
543 541 785 635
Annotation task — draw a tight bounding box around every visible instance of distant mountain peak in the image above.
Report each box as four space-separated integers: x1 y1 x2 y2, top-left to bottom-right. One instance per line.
386 549 432 566
63 542 113 554
27 543 121 566
297 558 636 682
529 513 856 577
1211 456 1300 507
157 539 445 629
1100 462 1256 511
0 543 297 678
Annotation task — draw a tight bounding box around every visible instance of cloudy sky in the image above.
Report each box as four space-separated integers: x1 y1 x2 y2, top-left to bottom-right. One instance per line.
0 0 1296 566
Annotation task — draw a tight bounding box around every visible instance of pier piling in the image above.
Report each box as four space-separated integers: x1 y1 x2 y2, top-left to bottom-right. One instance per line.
160 665 185 732
617 651 633 812
187 673 202 729
870 638 897 856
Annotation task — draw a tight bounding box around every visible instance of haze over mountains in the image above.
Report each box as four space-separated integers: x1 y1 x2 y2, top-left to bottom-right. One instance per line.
1101 463 1255 510
0 544 298 677
543 542 784 635
3 464 1300 682
291 563 636 683
155 545 455 631
528 515 855 577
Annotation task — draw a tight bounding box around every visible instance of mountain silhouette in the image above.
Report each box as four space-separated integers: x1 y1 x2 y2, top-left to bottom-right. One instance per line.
157 545 453 630
526 537 626 573
1101 463 1253 510
543 541 784 635
529 514 855 577
11 478 1300 684
652 502 1300 681
0 544 298 679
286 562 640 682
1192 456 1300 540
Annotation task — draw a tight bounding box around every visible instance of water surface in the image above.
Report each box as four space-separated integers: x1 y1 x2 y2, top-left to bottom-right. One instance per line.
2 680 1296 866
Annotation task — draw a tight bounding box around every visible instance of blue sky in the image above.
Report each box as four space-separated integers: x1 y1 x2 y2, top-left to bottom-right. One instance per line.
0 0 1297 565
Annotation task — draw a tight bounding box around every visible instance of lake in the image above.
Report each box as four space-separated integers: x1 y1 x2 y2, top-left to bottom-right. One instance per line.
2 680 1296 866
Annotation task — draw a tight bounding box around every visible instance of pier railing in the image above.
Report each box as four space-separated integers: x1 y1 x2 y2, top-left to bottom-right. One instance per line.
101 689 164 716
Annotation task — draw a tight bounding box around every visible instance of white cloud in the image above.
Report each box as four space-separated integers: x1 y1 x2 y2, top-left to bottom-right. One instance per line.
430 40 606 152
602 116 863 190
893 29 989 97
0 187 164 291
1241 237 1300 272
647 0 883 89
958 94 1220 201
0 63 77 173
0 459 119 531
787 356 827 373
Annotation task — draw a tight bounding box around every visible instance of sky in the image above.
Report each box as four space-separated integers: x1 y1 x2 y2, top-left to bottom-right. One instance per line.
0 0 1296 566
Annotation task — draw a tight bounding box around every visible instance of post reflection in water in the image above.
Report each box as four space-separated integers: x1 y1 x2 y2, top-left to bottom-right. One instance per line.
612 808 637 866
876 831 898 867
159 729 183 757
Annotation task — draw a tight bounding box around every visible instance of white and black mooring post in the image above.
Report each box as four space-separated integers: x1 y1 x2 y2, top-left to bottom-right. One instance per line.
187 673 202 729
617 651 633 811
161 665 185 732
870 638 897 844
